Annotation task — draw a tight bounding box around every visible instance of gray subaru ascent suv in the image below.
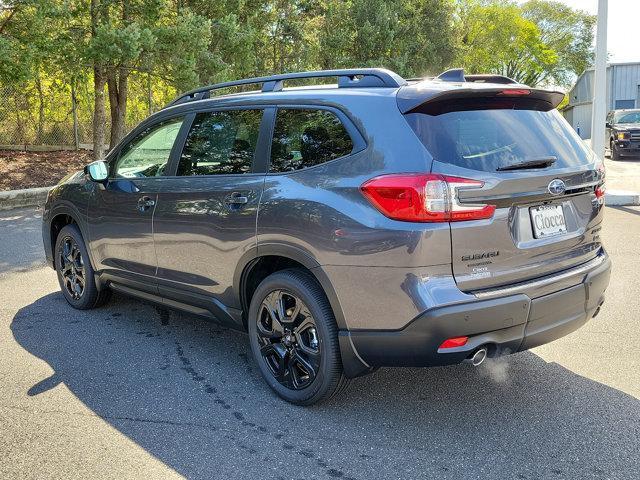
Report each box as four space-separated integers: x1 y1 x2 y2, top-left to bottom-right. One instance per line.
42 68 610 405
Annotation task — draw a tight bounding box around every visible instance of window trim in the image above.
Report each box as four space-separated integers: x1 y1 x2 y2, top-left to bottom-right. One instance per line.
265 104 366 175
107 113 188 180
163 106 272 178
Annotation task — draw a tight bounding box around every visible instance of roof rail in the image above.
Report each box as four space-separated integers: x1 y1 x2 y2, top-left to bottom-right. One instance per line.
166 68 407 108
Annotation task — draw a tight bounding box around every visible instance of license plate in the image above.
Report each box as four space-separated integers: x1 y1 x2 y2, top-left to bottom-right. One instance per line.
530 204 567 238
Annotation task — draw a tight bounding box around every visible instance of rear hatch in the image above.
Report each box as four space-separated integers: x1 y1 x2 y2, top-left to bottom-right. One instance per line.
402 87 605 291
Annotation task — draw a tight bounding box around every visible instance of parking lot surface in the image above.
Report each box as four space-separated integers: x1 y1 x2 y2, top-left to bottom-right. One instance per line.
604 156 640 192
0 206 638 479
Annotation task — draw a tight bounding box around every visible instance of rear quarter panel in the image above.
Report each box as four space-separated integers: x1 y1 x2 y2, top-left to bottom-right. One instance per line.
256 92 450 268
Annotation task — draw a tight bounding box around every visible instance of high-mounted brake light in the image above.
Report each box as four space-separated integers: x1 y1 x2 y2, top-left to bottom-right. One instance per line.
498 89 531 96
360 174 495 222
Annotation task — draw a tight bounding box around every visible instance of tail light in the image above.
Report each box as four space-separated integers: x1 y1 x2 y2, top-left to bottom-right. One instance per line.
360 173 495 222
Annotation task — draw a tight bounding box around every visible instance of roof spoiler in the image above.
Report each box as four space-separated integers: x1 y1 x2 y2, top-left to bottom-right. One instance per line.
397 87 565 115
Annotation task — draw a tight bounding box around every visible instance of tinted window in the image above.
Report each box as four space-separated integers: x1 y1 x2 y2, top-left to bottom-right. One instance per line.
405 109 592 172
614 110 640 124
114 117 183 178
270 109 353 172
177 109 262 176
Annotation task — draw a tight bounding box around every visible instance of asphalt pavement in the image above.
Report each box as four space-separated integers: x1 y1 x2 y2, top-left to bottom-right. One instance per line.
0 206 639 479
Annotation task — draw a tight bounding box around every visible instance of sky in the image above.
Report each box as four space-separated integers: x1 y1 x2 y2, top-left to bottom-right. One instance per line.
520 0 640 64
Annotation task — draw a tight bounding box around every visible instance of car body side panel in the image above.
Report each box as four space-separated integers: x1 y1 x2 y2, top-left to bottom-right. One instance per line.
87 178 166 282
153 174 265 310
256 94 450 269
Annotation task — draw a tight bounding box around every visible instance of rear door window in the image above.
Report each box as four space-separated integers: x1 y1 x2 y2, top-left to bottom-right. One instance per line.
405 108 592 172
270 109 354 172
177 109 263 176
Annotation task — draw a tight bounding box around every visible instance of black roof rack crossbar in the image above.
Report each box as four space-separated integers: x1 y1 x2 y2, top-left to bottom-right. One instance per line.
167 68 407 108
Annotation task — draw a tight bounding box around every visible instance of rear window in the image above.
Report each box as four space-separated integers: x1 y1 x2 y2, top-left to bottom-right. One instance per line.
270 109 354 172
405 109 592 172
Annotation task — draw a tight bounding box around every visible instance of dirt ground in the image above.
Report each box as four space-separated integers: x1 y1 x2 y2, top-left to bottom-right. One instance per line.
0 150 91 191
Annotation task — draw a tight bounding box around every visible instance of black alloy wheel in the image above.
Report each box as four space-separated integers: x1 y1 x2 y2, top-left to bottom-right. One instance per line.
248 269 349 405
58 235 86 300
256 289 321 390
54 223 110 309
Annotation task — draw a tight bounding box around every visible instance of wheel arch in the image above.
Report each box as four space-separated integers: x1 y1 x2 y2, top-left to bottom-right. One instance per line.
48 204 94 270
235 244 347 331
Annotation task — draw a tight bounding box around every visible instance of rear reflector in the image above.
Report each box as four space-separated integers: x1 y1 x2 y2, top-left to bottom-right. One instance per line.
439 336 469 349
361 173 495 222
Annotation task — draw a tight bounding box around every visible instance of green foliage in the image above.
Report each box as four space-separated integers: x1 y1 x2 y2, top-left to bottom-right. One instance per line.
0 0 595 148
455 0 595 87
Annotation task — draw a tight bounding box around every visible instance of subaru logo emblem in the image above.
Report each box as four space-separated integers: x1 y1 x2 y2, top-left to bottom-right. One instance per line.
548 179 566 196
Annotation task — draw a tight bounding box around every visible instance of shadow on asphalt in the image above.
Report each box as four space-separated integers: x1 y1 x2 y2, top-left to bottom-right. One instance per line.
11 292 640 479
611 206 640 217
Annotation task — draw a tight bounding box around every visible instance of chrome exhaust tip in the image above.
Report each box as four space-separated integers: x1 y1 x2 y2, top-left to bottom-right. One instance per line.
465 347 488 367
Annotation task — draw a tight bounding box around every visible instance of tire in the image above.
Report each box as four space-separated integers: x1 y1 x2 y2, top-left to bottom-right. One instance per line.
54 224 110 309
611 140 622 160
248 269 349 405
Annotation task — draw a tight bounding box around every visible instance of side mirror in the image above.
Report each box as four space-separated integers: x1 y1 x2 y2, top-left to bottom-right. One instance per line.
605 122 612 128
85 160 109 182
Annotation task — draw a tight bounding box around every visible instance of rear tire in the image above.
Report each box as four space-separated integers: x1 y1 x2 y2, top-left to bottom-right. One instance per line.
248 269 349 405
54 224 110 310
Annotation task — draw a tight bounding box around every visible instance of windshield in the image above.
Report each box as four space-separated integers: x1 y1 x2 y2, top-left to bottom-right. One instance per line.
404 108 592 172
613 111 640 124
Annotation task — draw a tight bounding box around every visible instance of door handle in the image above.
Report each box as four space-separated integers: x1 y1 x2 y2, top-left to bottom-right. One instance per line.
225 192 249 206
137 196 155 212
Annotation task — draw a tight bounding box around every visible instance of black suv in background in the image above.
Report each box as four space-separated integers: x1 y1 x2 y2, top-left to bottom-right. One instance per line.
43 68 610 405
606 109 640 159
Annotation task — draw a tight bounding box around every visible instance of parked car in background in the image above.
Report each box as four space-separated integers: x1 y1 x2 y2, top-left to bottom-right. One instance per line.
606 109 640 160
42 68 610 405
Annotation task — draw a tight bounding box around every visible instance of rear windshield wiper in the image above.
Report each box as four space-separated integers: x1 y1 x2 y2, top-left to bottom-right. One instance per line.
496 157 557 171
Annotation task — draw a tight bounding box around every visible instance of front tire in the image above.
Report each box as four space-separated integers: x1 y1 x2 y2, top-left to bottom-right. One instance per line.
54 224 110 309
248 269 349 405
611 140 622 160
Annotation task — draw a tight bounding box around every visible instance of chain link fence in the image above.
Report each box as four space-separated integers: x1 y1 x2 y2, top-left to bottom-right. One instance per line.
0 74 174 151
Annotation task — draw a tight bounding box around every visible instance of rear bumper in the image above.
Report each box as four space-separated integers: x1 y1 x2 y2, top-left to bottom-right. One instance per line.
341 250 611 374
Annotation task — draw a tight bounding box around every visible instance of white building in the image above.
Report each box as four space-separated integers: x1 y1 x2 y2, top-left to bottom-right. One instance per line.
563 62 640 139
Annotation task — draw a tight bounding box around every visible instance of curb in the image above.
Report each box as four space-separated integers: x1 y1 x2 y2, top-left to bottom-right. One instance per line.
605 190 640 206
0 186 53 210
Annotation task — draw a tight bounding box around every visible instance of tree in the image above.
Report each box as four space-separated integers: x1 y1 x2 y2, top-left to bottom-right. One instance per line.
521 0 595 87
455 0 595 88
87 1 213 154
318 0 456 77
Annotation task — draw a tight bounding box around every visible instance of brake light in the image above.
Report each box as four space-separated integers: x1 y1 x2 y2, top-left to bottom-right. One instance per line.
595 184 606 201
439 336 469 349
498 89 531 96
360 174 496 222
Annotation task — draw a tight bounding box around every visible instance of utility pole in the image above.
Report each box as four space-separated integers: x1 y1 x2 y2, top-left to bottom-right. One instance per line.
590 0 608 160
